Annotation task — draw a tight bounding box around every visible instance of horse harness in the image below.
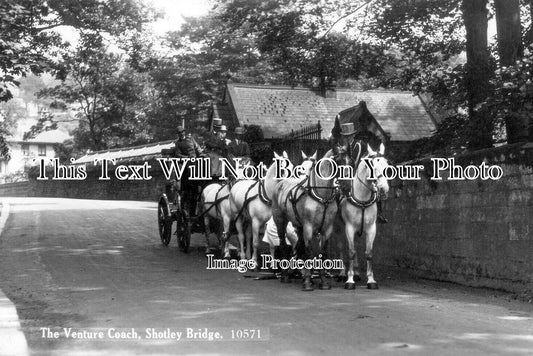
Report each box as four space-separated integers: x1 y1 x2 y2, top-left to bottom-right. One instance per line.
199 180 234 219
343 152 382 236
284 160 338 233
234 179 272 221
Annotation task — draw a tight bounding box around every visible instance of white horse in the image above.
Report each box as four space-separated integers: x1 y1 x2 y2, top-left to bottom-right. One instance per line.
200 181 233 256
230 152 316 265
339 143 390 290
229 151 291 263
272 150 339 291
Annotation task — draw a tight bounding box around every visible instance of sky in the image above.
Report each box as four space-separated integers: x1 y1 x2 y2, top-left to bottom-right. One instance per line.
147 0 211 34
56 0 211 45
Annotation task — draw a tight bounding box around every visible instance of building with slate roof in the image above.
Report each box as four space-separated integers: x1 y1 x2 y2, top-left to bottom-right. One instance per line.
210 83 437 142
71 83 438 167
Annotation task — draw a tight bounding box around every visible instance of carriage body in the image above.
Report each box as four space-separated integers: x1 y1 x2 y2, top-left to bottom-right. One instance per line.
157 148 206 253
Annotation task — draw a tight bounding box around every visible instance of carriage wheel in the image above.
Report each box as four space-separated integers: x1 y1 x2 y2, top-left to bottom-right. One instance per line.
177 211 191 253
158 195 172 246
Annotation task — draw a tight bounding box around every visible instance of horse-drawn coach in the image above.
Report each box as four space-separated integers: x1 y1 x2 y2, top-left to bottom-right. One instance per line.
156 128 392 292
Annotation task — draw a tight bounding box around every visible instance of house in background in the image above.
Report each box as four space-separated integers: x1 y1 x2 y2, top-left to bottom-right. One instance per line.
58 83 441 170
209 83 437 143
0 100 74 183
0 129 71 182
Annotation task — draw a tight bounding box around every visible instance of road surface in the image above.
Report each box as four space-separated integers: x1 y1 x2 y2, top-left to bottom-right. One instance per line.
0 197 532 355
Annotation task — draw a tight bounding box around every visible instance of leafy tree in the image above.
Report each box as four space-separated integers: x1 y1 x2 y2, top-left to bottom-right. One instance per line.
0 0 156 157
243 125 264 143
37 33 152 151
143 13 280 142
494 0 529 142
147 0 395 141
0 0 154 102
461 0 493 149
214 0 390 87
483 46 533 142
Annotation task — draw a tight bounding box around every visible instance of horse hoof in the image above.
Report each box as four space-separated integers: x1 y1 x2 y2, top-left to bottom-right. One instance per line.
302 282 314 291
344 282 356 290
319 282 331 290
354 275 362 282
367 282 379 290
280 276 292 284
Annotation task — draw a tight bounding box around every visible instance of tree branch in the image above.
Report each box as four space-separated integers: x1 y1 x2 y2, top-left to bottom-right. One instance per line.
319 0 374 40
35 22 66 32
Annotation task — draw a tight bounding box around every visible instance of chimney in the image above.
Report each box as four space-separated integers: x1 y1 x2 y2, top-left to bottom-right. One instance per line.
323 86 336 99
320 78 336 98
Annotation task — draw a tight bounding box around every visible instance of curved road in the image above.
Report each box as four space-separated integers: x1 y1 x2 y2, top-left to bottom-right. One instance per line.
0 197 532 355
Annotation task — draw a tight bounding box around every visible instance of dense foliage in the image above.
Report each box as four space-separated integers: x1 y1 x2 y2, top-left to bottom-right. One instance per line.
2 0 533 162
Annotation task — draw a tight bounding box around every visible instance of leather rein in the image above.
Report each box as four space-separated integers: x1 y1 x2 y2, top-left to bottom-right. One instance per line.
285 158 338 230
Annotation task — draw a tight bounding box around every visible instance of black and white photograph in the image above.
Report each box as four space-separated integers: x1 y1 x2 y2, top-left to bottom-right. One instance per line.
0 0 532 355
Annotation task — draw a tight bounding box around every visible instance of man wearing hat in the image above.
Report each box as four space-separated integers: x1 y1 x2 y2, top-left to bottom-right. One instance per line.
205 124 229 156
204 122 230 180
338 122 388 223
174 125 203 216
228 126 250 161
211 117 223 133
175 125 203 158
174 125 204 216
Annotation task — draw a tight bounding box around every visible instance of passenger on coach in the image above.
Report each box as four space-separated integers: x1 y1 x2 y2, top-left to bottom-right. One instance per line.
228 127 250 161
205 125 229 156
205 124 229 181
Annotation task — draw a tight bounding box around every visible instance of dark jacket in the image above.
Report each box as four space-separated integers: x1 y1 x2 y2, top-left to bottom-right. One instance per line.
175 135 202 158
205 134 228 157
228 139 250 158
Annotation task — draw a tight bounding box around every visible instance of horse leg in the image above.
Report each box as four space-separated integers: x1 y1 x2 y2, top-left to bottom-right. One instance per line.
251 217 261 269
317 221 333 290
218 211 231 260
344 222 357 290
222 212 232 259
301 222 314 291
245 221 252 260
335 241 347 282
235 217 246 260
352 247 362 282
203 215 211 254
365 222 379 289
220 231 230 259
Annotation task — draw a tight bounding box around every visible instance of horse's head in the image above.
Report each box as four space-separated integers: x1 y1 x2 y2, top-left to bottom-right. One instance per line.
300 150 317 175
364 143 390 198
272 150 294 175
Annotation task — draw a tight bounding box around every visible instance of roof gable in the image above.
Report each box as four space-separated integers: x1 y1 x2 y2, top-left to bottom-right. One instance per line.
8 129 71 144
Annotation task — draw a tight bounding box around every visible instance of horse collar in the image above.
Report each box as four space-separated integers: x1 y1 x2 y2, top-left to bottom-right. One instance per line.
347 189 377 208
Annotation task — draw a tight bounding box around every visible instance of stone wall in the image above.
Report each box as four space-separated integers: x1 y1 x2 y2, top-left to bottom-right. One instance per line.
24 159 170 201
0 182 31 197
1 144 532 293
375 143 533 293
